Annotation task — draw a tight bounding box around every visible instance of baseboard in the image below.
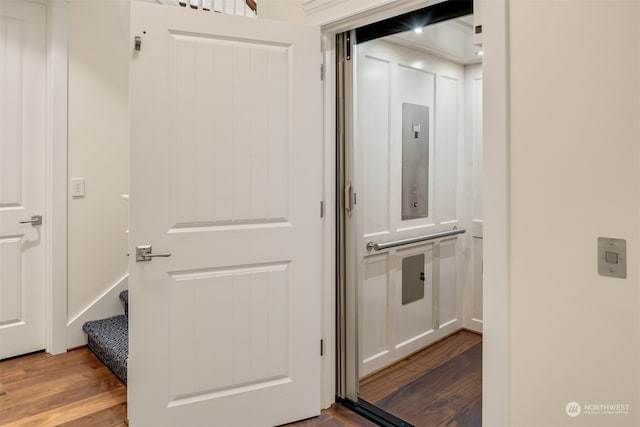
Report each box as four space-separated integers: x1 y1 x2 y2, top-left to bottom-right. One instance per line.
464 319 484 334
66 274 128 349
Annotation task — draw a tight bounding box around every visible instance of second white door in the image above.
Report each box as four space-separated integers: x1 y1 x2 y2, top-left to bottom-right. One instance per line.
0 0 47 360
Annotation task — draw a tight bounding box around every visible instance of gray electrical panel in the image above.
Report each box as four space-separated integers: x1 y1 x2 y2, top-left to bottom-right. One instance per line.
402 254 425 305
402 103 429 220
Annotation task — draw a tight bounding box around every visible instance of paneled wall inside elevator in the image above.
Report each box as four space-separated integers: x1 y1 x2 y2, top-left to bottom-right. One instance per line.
355 38 483 377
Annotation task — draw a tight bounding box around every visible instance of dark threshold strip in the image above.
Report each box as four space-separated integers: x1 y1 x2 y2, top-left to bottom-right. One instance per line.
337 397 416 427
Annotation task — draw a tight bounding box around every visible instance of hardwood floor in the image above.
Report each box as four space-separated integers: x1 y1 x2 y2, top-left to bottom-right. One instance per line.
0 347 127 427
0 348 370 427
1 331 481 427
282 405 376 427
359 330 482 427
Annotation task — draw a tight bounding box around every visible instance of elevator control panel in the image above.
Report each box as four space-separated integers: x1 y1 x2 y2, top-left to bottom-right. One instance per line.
402 103 429 220
598 237 626 278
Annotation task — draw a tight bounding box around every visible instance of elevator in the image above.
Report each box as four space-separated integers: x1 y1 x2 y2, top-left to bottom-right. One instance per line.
336 1 484 424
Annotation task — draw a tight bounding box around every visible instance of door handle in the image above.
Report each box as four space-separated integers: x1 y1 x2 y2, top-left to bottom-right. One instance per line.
136 245 171 262
19 215 42 226
345 182 353 218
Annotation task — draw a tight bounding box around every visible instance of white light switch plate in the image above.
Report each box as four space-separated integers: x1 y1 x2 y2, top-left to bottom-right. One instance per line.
71 178 85 197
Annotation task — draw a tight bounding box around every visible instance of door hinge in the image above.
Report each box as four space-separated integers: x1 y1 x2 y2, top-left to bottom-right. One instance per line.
320 201 325 218
320 64 324 81
320 339 324 356
134 36 142 51
346 33 351 60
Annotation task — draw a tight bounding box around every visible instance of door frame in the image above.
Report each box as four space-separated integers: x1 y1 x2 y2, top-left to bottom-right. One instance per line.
43 0 68 355
317 0 510 424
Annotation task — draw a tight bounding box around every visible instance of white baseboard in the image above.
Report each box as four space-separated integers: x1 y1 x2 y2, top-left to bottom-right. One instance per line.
66 274 128 349
466 318 484 334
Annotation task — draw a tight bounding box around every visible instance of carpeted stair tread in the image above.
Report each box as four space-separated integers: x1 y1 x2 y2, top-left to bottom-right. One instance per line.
119 290 129 316
83 314 128 384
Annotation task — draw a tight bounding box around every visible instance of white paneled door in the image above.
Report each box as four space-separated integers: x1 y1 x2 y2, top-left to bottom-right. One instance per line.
128 3 322 426
0 0 47 360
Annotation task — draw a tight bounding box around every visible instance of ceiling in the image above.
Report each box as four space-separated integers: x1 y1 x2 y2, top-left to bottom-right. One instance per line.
383 14 481 65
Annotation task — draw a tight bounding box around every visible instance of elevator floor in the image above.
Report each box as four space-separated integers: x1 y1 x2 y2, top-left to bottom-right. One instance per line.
359 329 482 426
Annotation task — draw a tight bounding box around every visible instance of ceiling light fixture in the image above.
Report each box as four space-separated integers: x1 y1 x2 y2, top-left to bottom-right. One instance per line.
414 27 423 34
475 50 484 56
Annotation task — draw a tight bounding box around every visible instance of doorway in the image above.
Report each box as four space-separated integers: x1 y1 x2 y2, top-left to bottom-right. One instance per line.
336 2 484 424
0 0 68 360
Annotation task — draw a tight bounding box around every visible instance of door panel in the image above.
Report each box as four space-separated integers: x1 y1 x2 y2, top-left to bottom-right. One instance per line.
361 253 390 365
168 263 290 402
0 0 47 359
438 239 458 326
129 3 322 426
168 34 290 226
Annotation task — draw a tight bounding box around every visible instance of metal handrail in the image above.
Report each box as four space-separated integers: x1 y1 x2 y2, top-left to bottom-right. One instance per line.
366 226 466 251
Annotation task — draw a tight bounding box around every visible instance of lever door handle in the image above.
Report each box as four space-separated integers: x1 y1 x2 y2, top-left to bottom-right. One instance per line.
19 215 42 226
136 245 171 262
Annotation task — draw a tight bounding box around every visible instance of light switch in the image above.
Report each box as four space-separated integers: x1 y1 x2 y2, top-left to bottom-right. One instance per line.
598 237 626 278
71 178 85 198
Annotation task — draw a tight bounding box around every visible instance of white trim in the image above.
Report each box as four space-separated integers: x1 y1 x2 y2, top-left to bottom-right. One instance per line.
320 33 337 410
66 275 128 349
306 0 443 31
45 0 69 355
481 0 510 425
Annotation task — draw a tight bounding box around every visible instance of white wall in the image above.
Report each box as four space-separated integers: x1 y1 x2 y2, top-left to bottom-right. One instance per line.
258 0 305 23
507 1 639 426
67 0 130 323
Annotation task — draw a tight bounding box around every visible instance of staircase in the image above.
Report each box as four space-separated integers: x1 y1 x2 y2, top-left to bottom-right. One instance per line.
82 290 129 384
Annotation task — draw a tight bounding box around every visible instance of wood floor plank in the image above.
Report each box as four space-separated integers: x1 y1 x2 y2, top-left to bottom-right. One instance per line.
55 402 128 427
2 364 114 402
325 404 378 427
0 372 124 424
1 387 127 427
439 396 482 427
0 350 99 384
284 403 377 427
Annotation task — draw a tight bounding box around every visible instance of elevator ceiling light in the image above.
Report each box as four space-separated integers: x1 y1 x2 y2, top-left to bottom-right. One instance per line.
414 27 423 34
475 50 484 56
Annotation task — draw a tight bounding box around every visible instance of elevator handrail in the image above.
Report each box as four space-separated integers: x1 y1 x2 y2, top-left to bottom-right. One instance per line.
366 226 466 251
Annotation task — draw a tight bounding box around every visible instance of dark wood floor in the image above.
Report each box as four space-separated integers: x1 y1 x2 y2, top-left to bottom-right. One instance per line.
359 330 482 426
0 331 481 427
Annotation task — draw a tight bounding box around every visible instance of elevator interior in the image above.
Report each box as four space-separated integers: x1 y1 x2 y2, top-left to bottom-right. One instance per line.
345 9 484 424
